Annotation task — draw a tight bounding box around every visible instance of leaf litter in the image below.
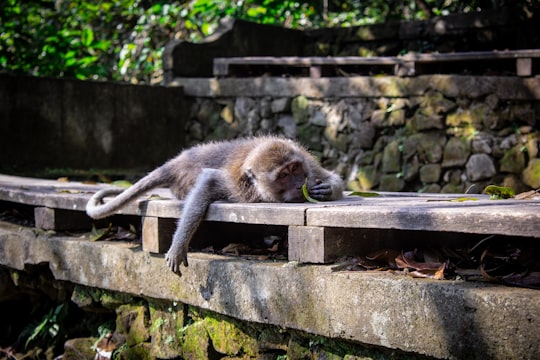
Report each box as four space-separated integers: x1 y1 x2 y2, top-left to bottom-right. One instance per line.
333 234 540 289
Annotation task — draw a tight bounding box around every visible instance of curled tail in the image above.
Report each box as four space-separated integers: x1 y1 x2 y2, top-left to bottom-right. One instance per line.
86 166 170 219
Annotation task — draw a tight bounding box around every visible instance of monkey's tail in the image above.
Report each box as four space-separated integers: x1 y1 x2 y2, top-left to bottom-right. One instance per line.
86 166 169 219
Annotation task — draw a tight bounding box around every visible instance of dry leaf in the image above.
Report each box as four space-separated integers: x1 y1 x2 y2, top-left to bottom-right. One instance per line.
515 189 540 200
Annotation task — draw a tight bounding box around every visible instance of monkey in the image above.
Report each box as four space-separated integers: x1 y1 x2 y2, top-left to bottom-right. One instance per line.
86 136 344 274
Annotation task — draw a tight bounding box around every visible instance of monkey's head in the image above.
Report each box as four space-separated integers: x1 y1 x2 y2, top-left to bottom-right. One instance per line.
243 140 308 203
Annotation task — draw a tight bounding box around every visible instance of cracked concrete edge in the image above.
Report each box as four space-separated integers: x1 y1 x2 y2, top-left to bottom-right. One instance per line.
0 221 538 359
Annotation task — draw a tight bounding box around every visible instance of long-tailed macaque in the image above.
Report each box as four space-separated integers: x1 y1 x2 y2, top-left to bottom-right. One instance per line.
86 136 343 274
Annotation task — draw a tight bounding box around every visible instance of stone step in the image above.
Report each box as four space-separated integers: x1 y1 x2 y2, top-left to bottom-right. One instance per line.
0 219 538 360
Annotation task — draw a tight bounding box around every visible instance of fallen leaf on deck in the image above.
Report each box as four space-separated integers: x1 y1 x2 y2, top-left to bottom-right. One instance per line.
221 243 252 255
90 224 113 242
350 191 380 197
484 185 515 199
427 197 479 202
56 189 81 194
148 194 170 200
111 180 132 188
514 189 540 200
395 250 444 271
90 224 136 242
409 263 446 280
366 249 400 268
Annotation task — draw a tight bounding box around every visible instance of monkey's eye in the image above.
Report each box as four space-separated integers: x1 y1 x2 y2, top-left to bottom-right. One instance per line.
278 172 288 179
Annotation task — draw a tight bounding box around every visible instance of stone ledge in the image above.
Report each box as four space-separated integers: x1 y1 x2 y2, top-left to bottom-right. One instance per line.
1 221 538 359
170 75 540 100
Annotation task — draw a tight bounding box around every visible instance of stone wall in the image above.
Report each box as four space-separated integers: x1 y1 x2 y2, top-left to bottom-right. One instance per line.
174 75 540 194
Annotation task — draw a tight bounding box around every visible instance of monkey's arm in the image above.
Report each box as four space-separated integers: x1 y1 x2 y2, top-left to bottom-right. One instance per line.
166 168 228 274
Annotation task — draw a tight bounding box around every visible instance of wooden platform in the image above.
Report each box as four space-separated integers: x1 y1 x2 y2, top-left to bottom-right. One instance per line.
213 49 540 77
0 174 538 264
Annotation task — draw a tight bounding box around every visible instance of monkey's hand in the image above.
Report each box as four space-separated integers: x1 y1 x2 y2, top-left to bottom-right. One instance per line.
308 180 335 201
165 242 189 275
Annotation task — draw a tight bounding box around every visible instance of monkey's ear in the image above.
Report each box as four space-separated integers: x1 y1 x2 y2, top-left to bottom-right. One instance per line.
240 169 256 186
246 169 256 184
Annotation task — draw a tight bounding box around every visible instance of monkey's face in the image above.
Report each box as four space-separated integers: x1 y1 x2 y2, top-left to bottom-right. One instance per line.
268 160 307 203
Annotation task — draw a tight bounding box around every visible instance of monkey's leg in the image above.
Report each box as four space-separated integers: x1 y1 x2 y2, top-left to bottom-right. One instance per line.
165 168 227 274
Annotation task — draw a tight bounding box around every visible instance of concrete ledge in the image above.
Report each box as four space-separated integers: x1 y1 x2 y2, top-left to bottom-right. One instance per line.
170 75 540 100
1 221 538 359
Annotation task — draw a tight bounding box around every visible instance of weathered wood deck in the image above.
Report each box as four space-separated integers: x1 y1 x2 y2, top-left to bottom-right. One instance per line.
0 174 538 263
213 49 540 77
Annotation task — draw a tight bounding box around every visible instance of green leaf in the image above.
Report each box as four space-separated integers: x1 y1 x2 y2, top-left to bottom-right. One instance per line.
302 179 319 203
484 185 515 200
111 180 132 188
81 27 94 47
90 223 113 242
350 191 380 197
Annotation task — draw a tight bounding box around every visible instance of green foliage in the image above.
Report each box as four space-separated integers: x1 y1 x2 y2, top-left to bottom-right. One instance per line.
0 0 533 83
20 303 68 349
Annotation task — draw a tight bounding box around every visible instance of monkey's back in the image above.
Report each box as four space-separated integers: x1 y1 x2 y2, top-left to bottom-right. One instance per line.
166 137 281 200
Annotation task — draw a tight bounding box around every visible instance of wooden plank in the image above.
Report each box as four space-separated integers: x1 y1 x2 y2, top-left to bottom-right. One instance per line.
34 207 94 231
306 196 540 238
399 49 540 63
516 58 532 76
142 200 307 226
142 216 176 253
0 174 308 226
288 226 371 263
288 226 325 263
213 50 540 77
395 61 415 76
2 175 540 242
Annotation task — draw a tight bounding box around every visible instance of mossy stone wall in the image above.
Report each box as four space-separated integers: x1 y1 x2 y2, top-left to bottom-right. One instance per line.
179 75 540 194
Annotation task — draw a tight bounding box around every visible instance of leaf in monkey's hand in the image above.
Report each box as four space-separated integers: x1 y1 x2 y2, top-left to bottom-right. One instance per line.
90 223 113 241
484 185 515 199
111 180 132 188
302 179 320 203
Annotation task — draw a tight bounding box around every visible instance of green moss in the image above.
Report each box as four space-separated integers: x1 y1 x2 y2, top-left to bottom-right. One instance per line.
115 304 150 346
357 165 380 190
148 300 184 359
205 316 259 356
500 145 526 174
116 343 152 360
291 95 310 124
71 286 134 311
181 320 211 359
522 158 540 188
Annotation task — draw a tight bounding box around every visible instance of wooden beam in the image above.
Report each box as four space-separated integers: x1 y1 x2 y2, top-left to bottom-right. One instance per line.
517 58 532 77
142 216 176 253
34 207 93 231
